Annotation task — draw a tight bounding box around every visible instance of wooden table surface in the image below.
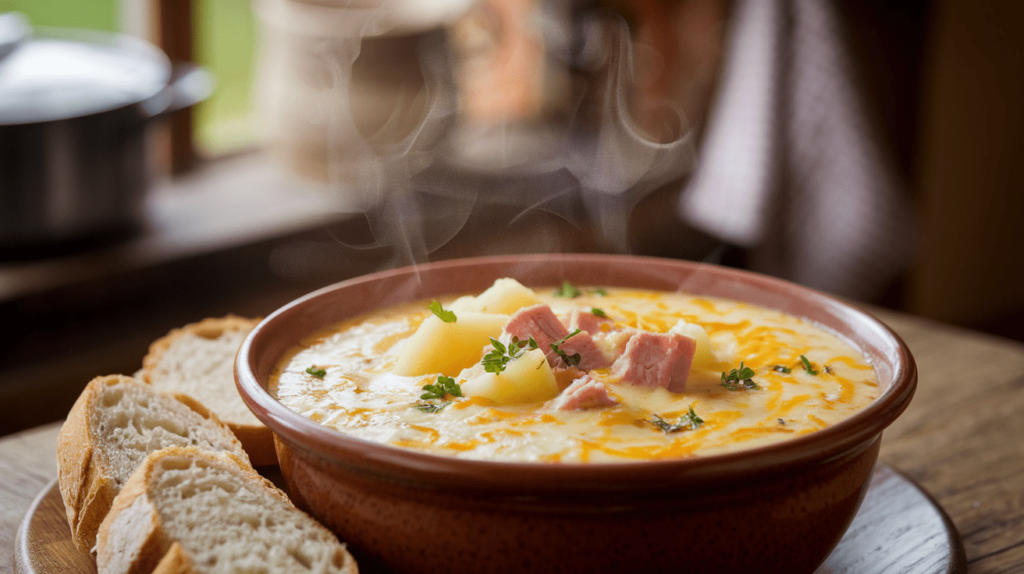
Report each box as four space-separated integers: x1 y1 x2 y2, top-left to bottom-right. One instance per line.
2 308 1023 573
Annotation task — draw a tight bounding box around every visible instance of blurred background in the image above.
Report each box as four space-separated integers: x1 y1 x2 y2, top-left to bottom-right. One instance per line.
0 0 1021 435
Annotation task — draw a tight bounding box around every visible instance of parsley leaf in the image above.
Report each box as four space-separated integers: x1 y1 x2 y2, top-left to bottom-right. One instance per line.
772 365 791 374
480 336 538 373
550 329 582 367
428 301 457 323
416 401 452 413
554 280 582 298
651 406 704 433
421 375 462 400
591 307 608 318
306 366 327 379
592 288 608 296
800 355 818 376
416 376 461 414
721 362 759 390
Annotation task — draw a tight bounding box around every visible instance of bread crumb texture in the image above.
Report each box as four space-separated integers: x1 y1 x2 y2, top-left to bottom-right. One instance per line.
145 317 261 428
148 452 354 574
91 378 248 487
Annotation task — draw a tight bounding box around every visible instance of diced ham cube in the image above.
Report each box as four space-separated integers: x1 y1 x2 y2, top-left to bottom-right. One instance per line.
503 305 609 370
610 332 696 393
503 304 568 353
550 375 619 411
557 330 611 370
567 308 614 335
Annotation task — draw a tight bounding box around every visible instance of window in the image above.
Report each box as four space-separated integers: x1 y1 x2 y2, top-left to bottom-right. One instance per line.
3 0 259 155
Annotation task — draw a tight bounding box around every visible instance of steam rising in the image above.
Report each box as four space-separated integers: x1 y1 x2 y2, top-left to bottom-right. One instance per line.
269 5 697 284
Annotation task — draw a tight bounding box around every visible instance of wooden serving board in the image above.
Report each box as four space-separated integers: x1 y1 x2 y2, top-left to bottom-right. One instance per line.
14 464 965 574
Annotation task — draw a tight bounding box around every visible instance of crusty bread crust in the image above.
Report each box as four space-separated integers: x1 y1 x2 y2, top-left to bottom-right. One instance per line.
141 316 259 380
57 376 121 555
95 448 271 574
219 422 277 467
57 375 246 556
151 542 194 574
166 392 283 463
141 316 277 466
97 489 163 574
96 447 356 574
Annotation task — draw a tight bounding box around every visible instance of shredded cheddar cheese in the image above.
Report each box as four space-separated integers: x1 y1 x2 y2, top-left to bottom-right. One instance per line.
269 288 879 463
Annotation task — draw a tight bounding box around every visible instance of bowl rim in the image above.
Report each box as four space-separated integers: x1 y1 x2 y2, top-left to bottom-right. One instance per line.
235 253 916 493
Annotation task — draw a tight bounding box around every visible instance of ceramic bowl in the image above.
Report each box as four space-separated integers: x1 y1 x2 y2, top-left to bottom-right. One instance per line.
235 254 916 574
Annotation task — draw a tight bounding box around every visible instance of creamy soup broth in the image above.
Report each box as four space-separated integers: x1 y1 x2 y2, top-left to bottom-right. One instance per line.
270 287 879 463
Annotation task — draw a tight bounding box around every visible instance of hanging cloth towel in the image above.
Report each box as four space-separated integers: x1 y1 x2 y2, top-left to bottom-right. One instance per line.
680 0 916 301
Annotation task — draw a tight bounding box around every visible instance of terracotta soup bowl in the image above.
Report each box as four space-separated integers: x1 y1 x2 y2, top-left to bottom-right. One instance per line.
235 254 916 574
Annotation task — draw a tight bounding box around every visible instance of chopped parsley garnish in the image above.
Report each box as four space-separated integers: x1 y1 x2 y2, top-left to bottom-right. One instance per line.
823 365 834 375
778 418 786 425
800 355 818 376
651 406 704 433
416 376 461 414
416 401 452 413
721 362 759 390
305 366 327 379
554 280 582 298
591 307 608 318
428 300 457 323
554 282 608 298
421 375 463 400
481 336 538 373
772 365 791 374
550 329 582 367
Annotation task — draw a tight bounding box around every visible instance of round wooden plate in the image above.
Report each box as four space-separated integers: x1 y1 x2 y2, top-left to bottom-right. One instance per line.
14 464 965 574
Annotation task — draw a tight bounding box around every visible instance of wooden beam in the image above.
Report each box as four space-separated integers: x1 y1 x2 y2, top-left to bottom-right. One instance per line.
157 0 197 175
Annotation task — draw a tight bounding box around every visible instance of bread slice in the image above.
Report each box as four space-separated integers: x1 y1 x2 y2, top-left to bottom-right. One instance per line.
96 447 358 574
58 375 249 556
140 316 276 466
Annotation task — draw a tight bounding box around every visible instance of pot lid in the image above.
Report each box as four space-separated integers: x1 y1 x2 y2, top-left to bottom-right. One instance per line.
0 22 170 125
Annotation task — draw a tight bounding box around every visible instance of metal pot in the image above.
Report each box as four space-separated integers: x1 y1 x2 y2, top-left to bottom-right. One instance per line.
0 15 211 256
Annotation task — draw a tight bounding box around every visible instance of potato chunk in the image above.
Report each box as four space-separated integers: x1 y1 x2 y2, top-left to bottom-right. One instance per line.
461 348 559 404
670 320 718 371
447 296 478 314
392 312 508 377
474 278 542 315
445 279 541 315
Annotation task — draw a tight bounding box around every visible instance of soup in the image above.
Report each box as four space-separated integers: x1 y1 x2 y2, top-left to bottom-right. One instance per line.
269 279 878 463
